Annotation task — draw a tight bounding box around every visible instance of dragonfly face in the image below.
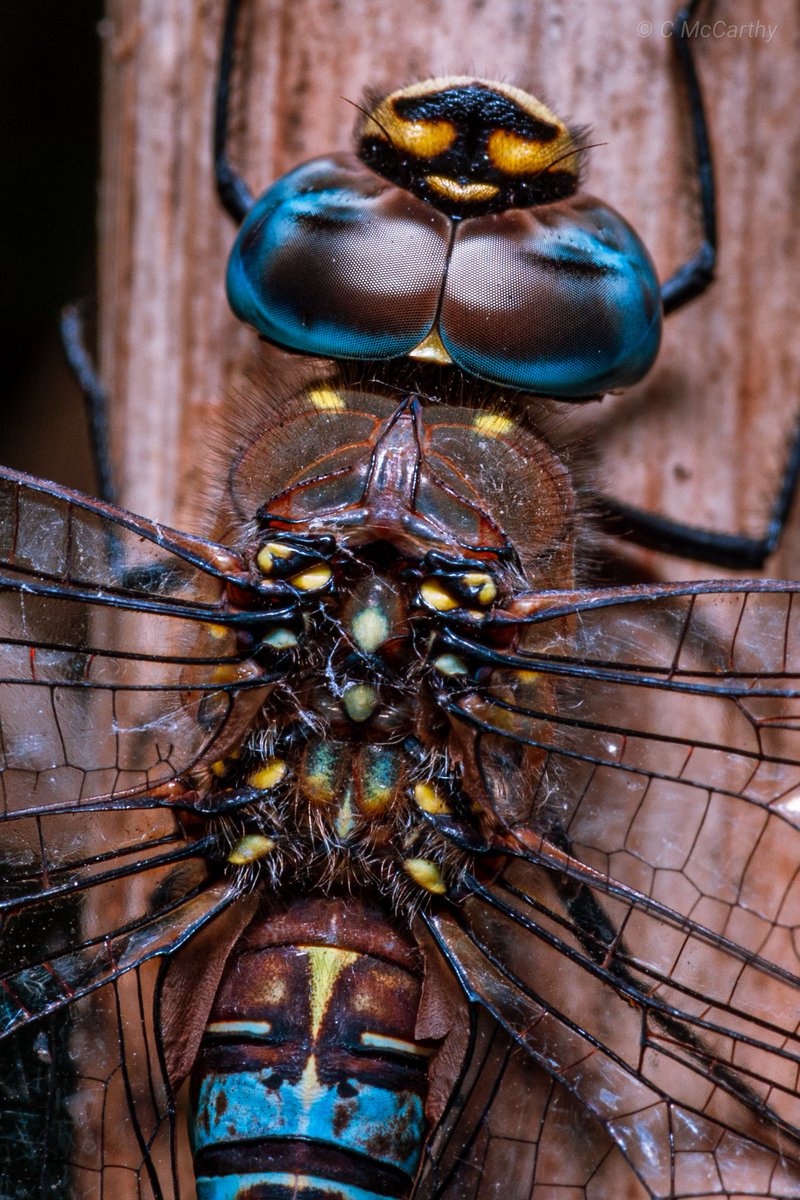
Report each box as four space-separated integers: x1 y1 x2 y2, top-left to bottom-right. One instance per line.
3 9 800 1200
226 78 662 396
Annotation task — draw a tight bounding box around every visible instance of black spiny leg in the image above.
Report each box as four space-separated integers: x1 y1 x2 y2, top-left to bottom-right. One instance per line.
660 0 717 314
596 1 799 570
60 302 116 505
597 420 800 570
215 0 254 223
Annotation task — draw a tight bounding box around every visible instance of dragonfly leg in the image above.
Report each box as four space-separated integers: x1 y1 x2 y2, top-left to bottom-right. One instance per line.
595 417 800 569
59 301 116 504
660 0 717 315
214 0 255 224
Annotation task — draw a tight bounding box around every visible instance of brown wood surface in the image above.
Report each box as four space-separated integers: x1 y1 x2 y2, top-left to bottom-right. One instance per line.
97 0 800 585
85 5 800 1196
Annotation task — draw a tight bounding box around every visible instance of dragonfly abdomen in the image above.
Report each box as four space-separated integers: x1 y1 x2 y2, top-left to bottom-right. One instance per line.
189 897 433 1199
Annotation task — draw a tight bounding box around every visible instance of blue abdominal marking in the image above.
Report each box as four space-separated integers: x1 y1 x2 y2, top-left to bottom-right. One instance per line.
195 1173 400 1200
191 1064 426 1178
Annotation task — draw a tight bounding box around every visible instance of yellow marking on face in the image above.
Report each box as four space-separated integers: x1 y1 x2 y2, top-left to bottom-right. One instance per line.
404 857 447 894
473 412 516 438
414 781 452 814
343 682 378 723
362 100 456 158
247 758 288 790
351 607 390 654
487 126 578 178
515 669 541 683
205 1019 273 1037
420 579 458 612
307 384 346 411
408 326 453 365
210 759 227 778
425 175 499 203
304 946 360 1038
227 834 276 864
360 1031 434 1057
290 563 332 592
206 623 229 640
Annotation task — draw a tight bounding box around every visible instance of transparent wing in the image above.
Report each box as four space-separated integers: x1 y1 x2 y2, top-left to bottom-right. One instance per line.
0 469 276 1196
0 467 277 814
426 581 800 1197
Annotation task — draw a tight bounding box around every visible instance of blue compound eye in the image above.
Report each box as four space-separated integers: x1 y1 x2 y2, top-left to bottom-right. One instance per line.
226 77 663 400
226 155 451 362
440 198 662 397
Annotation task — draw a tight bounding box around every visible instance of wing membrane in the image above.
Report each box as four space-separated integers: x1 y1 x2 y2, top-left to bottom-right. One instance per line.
428 581 800 1194
0 469 277 811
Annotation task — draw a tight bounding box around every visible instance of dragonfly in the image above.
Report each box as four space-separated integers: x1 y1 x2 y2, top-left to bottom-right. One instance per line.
3 1 800 1197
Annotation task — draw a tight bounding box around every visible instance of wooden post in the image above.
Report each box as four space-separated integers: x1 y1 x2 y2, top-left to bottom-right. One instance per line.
84 4 800 1196
97 0 800 581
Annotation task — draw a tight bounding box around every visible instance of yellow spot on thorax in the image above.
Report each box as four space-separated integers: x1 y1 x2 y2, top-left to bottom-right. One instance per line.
290 563 332 592
404 857 447 894
247 758 288 790
343 682 378 723
473 412 516 438
334 791 356 838
227 834 276 864
419 579 458 611
432 653 468 677
461 572 498 605
350 606 390 653
308 384 346 411
414 782 452 814
257 541 295 574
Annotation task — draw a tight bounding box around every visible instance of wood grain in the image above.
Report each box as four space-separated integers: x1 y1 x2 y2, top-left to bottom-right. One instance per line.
85 6 800 1196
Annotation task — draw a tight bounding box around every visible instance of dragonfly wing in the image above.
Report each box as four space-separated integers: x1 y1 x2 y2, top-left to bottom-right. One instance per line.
430 583 800 1196
0 466 273 813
